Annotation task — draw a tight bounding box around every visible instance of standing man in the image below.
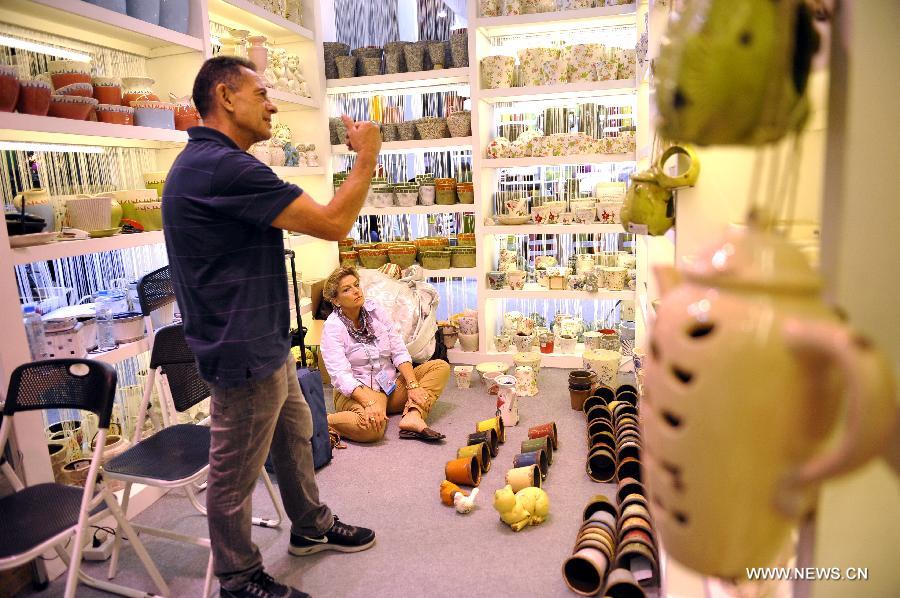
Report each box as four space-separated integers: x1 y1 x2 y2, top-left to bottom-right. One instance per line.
163 56 381 598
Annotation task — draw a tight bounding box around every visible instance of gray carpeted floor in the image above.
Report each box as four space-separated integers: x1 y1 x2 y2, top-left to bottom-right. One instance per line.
23 367 637 598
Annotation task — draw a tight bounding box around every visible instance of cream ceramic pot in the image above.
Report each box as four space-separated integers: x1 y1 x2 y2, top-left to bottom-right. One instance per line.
643 220 897 578
514 366 538 397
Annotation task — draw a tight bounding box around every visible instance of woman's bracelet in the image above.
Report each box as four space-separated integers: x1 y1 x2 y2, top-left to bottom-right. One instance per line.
406 381 420 390
363 399 376 408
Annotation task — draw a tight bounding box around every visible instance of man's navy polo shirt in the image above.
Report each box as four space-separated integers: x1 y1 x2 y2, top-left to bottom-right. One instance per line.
162 126 302 388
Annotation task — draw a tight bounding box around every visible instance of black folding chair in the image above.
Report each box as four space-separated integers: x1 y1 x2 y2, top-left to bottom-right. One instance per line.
136 265 179 427
103 323 284 597
0 360 168 598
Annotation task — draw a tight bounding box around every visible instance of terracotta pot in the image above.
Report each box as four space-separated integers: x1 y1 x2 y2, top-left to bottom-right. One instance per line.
602 567 645 598
439 479 467 506
616 390 638 406
616 383 638 396
91 84 122 105
562 547 609 597
96 104 134 125
583 494 618 521
121 76 159 106
583 387 615 413
173 104 201 130
0 66 20 112
582 508 617 532
51 71 91 90
48 95 97 120
617 441 641 463
586 404 612 423
56 82 93 97
445 455 480 486
587 419 614 439
15 80 51 116
528 421 558 450
613 540 659 586
60 458 92 487
574 535 615 562
589 431 616 450
570 387 590 411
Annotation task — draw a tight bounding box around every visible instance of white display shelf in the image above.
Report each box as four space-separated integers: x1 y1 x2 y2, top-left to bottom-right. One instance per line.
271 165 327 177
485 347 587 369
473 4 637 35
12 231 166 266
359 204 475 216
90 336 151 365
446 348 485 365
483 224 624 235
208 0 315 43
485 289 634 301
0 113 188 149
423 268 477 278
1 0 204 58
482 153 636 168
332 136 474 155
326 68 470 95
479 79 635 104
268 88 318 111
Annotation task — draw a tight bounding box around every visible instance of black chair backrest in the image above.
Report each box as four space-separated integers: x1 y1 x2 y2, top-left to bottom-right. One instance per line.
149 324 210 414
3 360 117 428
137 265 176 317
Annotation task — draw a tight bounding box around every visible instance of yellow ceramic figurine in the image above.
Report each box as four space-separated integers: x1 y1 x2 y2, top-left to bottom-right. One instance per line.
493 484 550 531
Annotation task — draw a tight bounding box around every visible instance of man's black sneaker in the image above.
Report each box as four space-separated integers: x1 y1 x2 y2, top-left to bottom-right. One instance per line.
219 569 309 598
288 516 375 556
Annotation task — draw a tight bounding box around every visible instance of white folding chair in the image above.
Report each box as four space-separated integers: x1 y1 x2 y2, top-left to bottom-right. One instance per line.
0 359 169 598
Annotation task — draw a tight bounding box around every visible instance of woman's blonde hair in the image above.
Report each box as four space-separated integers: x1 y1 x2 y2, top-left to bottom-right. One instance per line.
323 266 360 306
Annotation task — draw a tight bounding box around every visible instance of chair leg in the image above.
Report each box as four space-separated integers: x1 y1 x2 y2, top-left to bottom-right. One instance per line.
108 481 133 580
186 483 208 516
202 552 215 598
102 488 170 597
253 469 284 528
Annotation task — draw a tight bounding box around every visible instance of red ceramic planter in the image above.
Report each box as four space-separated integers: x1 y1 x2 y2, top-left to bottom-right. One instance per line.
16 81 52 116
48 95 97 120
93 85 123 105
51 72 91 90
0 67 20 112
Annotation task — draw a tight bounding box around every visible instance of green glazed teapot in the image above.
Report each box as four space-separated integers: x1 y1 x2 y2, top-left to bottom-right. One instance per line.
654 0 819 145
621 145 700 236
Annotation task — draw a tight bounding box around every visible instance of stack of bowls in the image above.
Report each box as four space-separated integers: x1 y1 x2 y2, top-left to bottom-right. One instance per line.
562 495 619 596
568 369 597 410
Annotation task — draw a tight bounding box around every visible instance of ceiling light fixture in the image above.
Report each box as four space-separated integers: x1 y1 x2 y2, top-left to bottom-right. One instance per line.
0 35 91 62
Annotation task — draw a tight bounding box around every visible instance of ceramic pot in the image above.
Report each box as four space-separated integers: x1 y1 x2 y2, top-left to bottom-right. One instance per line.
481 55 515 89
48 95 97 120
14 188 54 232
506 465 540 492
60 458 92 487
16 80 51 115
528 422 558 450
248 36 268 73
121 77 158 106
513 450 548 480
159 0 190 33
562 547 609 596
458 442 491 474
446 455 481 486
403 44 425 72
476 415 505 444
644 219 897 578
514 365 537 397
468 430 499 458
522 435 552 463
132 101 175 128
458 332 479 352
0 66 20 112
494 335 511 352
454 365 473 389
496 375 519 427
582 349 619 388
480 0 501 17
96 103 134 125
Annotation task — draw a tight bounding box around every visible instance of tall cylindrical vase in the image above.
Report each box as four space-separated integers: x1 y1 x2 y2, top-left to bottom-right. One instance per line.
248 36 268 73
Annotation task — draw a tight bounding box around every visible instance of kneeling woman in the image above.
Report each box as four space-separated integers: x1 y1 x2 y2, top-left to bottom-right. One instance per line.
321 267 450 443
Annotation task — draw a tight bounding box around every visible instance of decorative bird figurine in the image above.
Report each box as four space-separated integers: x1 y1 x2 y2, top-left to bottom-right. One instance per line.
493 484 550 531
453 487 479 514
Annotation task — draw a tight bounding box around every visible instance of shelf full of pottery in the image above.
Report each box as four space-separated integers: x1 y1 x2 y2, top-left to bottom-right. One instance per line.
337 234 477 274
6 182 168 251
484 100 635 163
477 0 636 20
487 180 627 226
0 59 200 130
329 110 472 148
323 30 469 82
489 308 636 361
346 173 475 211
214 30 312 99
487 244 637 294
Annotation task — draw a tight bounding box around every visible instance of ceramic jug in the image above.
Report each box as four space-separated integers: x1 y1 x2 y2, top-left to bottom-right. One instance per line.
496 374 519 427
621 145 699 236
643 217 897 578
13 188 54 232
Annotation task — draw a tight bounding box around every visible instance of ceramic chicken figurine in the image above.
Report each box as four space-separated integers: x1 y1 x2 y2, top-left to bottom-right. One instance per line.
453 487 479 514
493 484 549 531
440 480 467 507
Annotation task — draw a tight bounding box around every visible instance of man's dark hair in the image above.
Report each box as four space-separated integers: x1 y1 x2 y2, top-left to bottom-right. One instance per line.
192 55 257 118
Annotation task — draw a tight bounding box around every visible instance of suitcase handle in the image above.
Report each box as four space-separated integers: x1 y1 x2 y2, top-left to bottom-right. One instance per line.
285 249 307 368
